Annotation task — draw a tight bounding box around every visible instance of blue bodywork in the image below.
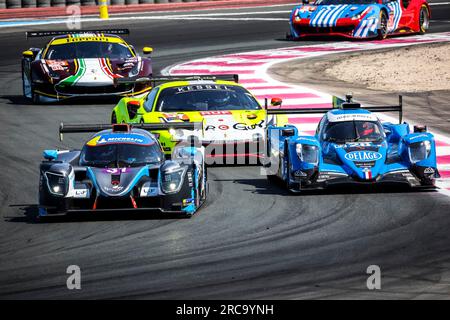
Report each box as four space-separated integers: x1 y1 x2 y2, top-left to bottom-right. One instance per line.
39 127 206 216
266 106 440 192
289 0 402 39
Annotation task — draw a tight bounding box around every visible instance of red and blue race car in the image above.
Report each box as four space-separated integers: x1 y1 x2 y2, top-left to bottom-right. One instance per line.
288 0 430 40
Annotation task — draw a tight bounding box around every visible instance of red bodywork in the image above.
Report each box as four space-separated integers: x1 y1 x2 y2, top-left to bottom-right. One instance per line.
290 0 430 39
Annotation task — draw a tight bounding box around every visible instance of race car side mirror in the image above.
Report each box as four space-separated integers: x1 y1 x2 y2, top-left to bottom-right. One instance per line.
127 100 141 119
271 97 283 107
414 125 427 133
22 50 34 59
43 150 58 161
281 128 295 137
143 47 153 55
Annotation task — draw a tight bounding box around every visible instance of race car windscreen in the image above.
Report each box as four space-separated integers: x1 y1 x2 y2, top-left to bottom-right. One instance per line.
314 0 377 4
44 42 134 60
323 120 385 143
156 85 261 112
80 143 163 168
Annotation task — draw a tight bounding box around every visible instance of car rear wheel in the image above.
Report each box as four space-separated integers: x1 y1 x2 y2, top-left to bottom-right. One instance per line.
419 5 430 34
377 10 388 40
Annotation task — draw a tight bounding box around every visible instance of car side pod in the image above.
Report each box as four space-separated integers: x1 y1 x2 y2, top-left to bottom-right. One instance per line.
401 131 439 185
286 136 321 190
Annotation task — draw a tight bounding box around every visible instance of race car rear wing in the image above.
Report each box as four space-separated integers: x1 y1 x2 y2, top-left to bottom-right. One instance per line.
265 95 403 123
26 29 130 39
114 74 239 88
58 122 203 141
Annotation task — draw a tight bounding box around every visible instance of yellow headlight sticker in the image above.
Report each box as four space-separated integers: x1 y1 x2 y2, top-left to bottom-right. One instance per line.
86 136 101 147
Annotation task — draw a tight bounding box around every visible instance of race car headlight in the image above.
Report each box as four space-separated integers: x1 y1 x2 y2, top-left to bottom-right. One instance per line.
296 143 319 165
409 140 431 163
161 166 187 194
128 62 141 78
45 172 67 196
351 13 362 20
128 66 139 77
46 67 60 80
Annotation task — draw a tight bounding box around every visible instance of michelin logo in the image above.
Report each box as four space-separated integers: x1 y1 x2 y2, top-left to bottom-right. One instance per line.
98 136 144 144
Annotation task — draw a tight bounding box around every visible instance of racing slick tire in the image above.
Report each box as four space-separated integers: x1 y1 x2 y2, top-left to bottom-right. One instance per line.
377 10 388 40
419 5 430 34
284 146 300 193
267 174 278 184
22 62 42 104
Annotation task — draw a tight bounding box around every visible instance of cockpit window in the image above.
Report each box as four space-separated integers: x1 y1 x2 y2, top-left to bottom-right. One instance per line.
156 85 261 112
80 143 163 168
314 0 377 4
323 120 385 143
45 42 134 60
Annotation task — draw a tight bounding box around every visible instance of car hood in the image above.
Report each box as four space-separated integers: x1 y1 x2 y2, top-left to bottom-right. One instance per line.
294 4 374 24
143 110 267 142
331 142 387 180
87 166 149 197
42 57 142 86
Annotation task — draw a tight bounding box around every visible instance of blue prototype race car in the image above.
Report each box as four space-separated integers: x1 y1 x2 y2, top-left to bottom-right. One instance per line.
38 122 207 217
265 94 440 192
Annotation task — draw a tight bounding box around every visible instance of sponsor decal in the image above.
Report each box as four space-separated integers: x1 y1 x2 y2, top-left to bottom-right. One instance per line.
98 136 144 144
299 6 316 13
345 142 372 148
205 120 264 131
299 137 318 143
424 167 435 174
362 168 373 180
409 134 429 140
102 168 130 174
141 186 158 197
183 198 195 206
177 85 229 92
73 189 89 198
200 111 232 116
104 185 124 192
67 36 109 42
344 151 382 162
331 114 377 122
47 60 69 71
233 120 264 131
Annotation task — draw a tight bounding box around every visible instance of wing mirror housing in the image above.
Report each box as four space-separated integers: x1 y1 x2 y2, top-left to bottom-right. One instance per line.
414 125 427 133
143 47 153 55
43 150 58 161
271 97 283 107
127 100 141 119
23 50 35 59
281 128 295 137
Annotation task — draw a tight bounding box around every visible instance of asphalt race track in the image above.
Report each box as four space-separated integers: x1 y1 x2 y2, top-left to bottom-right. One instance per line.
1 3 450 299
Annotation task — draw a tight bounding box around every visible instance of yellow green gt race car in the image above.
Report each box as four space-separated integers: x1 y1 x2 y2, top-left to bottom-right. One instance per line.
111 75 289 164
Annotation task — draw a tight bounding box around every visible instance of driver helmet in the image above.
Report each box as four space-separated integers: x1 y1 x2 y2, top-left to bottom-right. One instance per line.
211 91 231 106
360 122 376 136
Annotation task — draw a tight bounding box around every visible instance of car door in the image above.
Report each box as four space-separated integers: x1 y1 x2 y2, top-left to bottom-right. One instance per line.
398 0 416 30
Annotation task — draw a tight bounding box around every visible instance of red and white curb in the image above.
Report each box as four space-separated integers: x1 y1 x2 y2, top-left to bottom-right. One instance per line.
163 32 450 195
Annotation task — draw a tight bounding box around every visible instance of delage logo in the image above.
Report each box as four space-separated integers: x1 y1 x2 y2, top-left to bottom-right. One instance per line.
344 151 382 162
